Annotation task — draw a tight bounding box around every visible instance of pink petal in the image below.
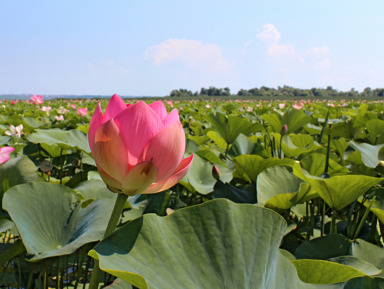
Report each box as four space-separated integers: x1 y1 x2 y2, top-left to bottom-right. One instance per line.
142 155 193 194
93 119 129 183
139 122 185 182
0 154 10 164
0 147 15 154
103 94 127 122
114 101 163 166
149 101 168 121
88 103 103 153
97 166 123 192
162 109 180 127
121 159 158 196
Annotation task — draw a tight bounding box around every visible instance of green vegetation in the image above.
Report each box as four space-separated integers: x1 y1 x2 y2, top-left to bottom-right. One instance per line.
168 85 384 100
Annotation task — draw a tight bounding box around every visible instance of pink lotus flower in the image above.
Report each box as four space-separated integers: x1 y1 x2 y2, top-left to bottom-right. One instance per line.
0 146 14 164
88 94 193 196
30 94 44 105
77 108 88 117
41 106 52 112
55 115 64 121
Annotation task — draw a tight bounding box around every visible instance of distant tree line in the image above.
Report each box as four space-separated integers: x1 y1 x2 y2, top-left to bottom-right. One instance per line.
168 85 384 99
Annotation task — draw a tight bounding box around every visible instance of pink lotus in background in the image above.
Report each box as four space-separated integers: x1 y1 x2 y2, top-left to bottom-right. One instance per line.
88 94 193 196
77 108 88 117
41 106 52 112
55 115 64 121
293 102 304 109
0 146 14 164
30 94 44 105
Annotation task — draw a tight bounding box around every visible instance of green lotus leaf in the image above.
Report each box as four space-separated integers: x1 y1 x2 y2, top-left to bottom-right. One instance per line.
0 156 39 195
348 141 384 168
262 109 311 134
28 128 91 154
292 259 366 284
206 130 227 150
300 153 349 177
366 119 384 145
195 149 225 165
180 155 232 194
213 179 256 203
295 234 351 260
352 239 384 277
343 276 384 288
257 165 304 207
90 199 336 289
227 134 268 158
206 112 256 145
234 155 294 183
293 163 383 210
327 256 381 276
0 241 25 268
3 182 115 261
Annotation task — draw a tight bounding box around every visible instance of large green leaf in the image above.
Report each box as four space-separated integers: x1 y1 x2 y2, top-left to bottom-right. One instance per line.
366 119 384 145
257 166 304 208
348 141 384 168
206 112 256 145
293 164 383 210
3 182 115 261
90 199 336 289
292 259 367 284
343 276 384 288
300 153 349 177
213 179 256 203
262 109 312 134
0 241 25 268
352 238 384 277
227 134 268 158
295 234 351 260
233 155 294 183
28 128 91 154
180 155 232 194
0 156 39 195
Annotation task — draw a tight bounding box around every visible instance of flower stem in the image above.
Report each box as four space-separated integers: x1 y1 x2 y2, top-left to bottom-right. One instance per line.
88 193 128 289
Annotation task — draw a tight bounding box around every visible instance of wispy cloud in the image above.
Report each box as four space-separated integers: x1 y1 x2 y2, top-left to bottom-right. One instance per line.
144 39 229 73
256 24 296 57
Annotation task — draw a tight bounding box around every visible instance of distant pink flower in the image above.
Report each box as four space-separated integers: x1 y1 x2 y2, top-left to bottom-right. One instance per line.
279 103 286 109
165 100 174 108
71 104 76 109
327 103 335 107
0 146 14 164
30 95 44 105
41 106 52 112
293 102 303 109
11 100 16 105
5 124 24 138
55 115 64 121
77 108 88 117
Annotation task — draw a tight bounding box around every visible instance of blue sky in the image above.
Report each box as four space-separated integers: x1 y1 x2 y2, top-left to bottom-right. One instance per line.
1 1 384 96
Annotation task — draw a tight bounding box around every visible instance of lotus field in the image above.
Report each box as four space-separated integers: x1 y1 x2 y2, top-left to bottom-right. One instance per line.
0 95 384 289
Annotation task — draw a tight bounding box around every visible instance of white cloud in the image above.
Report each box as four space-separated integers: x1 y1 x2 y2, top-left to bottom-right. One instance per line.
144 39 229 73
305 46 331 69
256 23 281 44
256 24 297 58
307 46 330 57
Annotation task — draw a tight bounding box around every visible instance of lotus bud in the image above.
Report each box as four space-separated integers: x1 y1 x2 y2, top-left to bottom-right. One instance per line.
212 165 221 180
281 124 288 135
88 94 193 196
